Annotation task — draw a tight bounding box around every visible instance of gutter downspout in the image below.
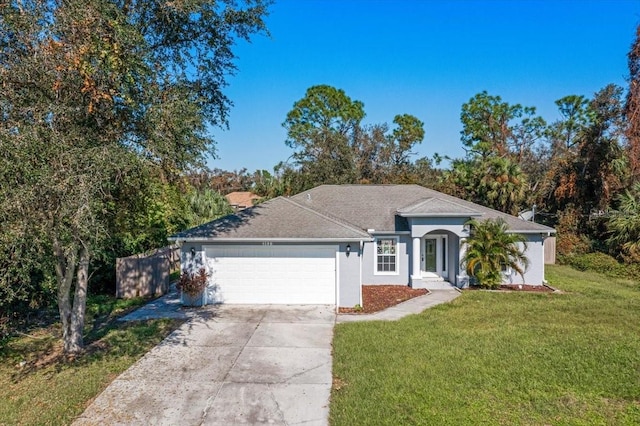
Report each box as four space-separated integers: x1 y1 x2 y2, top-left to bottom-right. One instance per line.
359 240 364 307
335 248 340 314
541 232 552 284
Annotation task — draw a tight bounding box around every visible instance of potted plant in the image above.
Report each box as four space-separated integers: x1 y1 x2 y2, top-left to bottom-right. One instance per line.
177 268 209 307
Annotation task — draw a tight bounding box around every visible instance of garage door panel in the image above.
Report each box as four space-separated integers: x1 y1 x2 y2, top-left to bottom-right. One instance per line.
204 245 336 305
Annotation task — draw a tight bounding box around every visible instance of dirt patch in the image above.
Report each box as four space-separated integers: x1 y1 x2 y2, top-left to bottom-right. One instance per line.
466 284 553 293
339 285 428 314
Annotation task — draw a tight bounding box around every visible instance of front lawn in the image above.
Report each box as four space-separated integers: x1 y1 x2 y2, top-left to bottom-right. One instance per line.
0 296 182 425
331 265 640 425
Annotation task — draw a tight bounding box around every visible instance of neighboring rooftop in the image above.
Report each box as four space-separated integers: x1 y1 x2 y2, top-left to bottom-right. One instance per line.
225 191 261 210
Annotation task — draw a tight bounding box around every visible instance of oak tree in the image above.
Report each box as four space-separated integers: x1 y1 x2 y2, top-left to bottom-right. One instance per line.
0 0 269 354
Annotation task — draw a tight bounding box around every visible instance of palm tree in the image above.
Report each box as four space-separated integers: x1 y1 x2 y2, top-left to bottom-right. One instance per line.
462 218 529 288
187 188 234 227
479 157 528 215
607 183 640 262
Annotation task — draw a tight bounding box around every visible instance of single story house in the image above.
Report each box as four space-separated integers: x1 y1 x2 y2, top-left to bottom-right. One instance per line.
170 184 555 308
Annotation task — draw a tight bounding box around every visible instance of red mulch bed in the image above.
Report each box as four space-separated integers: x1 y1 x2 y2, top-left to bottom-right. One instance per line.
338 285 428 314
466 284 553 293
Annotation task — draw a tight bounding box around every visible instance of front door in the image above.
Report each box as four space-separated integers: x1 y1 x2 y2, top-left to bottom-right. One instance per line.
423 235 448 280
425 238 437 272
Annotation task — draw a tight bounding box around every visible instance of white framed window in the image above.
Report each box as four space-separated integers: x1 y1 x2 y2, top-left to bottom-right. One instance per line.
375 237 399 275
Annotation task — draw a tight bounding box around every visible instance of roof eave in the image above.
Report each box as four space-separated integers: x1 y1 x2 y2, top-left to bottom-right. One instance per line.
397 212 483 218
169 237 374 243
505 229 556 234
368 230 411 235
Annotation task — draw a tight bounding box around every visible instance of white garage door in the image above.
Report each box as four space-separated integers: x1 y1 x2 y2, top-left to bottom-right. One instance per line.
204 245 337 304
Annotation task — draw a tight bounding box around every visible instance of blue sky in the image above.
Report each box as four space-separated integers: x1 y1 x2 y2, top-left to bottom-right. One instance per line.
209 0 640 172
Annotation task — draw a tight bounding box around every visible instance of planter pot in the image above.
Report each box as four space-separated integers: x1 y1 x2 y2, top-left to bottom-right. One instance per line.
180 290 206 307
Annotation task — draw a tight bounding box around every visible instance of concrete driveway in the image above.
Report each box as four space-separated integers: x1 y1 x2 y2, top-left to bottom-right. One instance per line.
74 304 335 426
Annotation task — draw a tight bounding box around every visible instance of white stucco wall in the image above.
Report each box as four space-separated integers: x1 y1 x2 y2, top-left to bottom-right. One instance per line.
337 242 362 307
180 243 205 275
177 231 548 307
361 235 411 285
504 234 546 285
458 233 547 286
408 217 468 238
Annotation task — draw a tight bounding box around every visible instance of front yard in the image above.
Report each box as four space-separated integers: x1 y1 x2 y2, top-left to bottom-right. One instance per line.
0 296 182 425
331 265 640 425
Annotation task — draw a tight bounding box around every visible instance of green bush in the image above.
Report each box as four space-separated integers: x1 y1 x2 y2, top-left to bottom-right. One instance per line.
567 252 625 277
564 252 640 282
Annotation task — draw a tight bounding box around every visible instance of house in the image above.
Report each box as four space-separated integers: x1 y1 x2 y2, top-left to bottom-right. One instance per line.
224 191 261 211
170 185 555 308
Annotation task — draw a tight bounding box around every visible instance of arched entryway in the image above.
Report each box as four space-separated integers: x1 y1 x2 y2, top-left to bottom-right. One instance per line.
410 229 460 289
422 233 449 281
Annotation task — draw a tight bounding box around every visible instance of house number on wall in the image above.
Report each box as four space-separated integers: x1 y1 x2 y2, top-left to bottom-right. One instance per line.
262 242 272 246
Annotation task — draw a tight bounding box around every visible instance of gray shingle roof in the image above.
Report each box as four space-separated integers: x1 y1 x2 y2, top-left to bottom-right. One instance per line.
290 185 555 233
398 197 483 217
171 184 555 242
171 196 371 241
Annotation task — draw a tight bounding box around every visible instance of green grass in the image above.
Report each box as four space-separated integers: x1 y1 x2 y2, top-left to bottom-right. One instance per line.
0 295 182 425
331 265 640 425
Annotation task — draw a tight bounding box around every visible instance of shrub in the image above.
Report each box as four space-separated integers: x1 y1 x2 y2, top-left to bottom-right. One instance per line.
557 232 591 257
555 207 591 257
176 268 209 297
567 252 625 277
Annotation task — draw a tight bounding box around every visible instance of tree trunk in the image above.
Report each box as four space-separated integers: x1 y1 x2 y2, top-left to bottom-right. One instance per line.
66 246 89 355
54 238 77 354
54 239 90 355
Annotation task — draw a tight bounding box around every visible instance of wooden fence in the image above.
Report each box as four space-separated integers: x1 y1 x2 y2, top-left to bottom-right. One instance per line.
116 245 181 298
544 236 556 264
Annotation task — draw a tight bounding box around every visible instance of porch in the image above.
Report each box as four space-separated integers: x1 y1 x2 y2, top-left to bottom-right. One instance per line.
409 230 468 290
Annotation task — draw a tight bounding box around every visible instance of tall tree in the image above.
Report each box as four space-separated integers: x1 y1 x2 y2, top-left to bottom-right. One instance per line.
379 114 425 181
353 123 388 183
103 163 190 260
478 157 528 215
626 24 640 183
283 85 365 186
283 85 428 187
537 95 591 211
443 156 528 215
548 95 592 151
206 168 253 193
0 0 269 354
554 85 626 214
460 91 545 160
388 114 425 167
607 183 640 262
449 91 544 213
